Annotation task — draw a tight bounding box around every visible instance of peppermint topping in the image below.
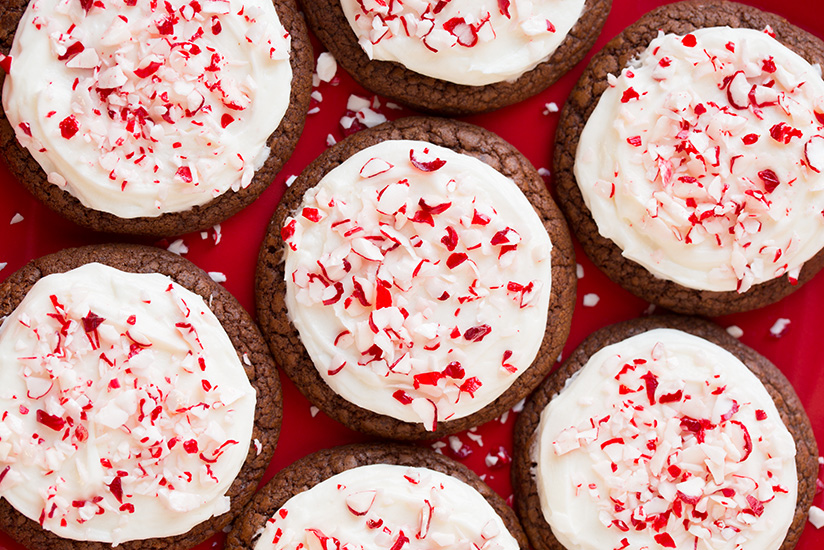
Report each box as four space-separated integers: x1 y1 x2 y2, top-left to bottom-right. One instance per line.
340 0 585 86
576 27 824 292
536 329 797 550
254 464 519 550
0 264 255 543
4 0 292 218
283 140 552 429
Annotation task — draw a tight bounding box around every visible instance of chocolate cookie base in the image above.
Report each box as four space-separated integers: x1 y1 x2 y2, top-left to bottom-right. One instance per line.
226 443 528 550
0 0 312 237
554 0 824 316
0 243 282 550
299 0 611 115
256 116 576 440
512 315 817 550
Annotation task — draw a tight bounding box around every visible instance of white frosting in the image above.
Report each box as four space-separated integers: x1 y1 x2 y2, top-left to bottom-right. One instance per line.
0 264 256 544
254 463 520 550
3 0 292 218
340 0 585 86
535 328 797 550
576 27 824 292
282 140 552 430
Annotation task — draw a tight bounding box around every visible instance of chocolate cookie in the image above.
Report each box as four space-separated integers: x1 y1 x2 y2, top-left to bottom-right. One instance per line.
0 243 282 550
299 0 611 115
226 443 529 550
555 0 824 316
0 0 312 236
256 116 576 440
512 315 817 550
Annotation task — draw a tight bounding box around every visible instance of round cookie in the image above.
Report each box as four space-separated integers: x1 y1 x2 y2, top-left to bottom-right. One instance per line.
299 0 611 115
512 315 817 550
0 243 282 550
226 443 529 550
0 0 313 236
256 116 576 440
555 0 824 316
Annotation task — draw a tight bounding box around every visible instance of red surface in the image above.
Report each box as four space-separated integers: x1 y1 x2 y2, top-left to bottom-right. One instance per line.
1 0 824 548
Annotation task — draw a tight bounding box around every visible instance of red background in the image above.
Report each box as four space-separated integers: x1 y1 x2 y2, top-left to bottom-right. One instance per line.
1 0 823 548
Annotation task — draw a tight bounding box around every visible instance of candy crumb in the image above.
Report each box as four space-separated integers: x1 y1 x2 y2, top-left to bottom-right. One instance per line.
326 134 337 147
208 272 227 283
583 293 600 307
537 167 551 177
167 239 189 255
726 325 744 338
254 438 262 456
809 506 824 529
769 318 791 338
543 102 559 115
285 175 297 187
316 52 337 83
0 262 6 272
576 263 584 279
10 213 23 224
309 405 319 418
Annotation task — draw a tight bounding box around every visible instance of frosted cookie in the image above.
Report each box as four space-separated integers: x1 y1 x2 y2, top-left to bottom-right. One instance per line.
226 443 528 550
555 0 824 315
0 0 312 236
0 244 281 549
512 315 817 550
256 117 576 439
299 0 611 114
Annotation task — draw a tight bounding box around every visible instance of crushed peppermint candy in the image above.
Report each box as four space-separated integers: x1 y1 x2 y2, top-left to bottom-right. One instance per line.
316 52 337 83
726 325 744 338
208 271 227 283
769 318 791 338
810 506 824 529
167 239 189 255
10 213 24 224
582 293 600 307
543 102 560 115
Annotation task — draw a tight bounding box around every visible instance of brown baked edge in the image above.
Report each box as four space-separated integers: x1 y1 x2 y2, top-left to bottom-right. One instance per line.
255 116 576 440
0 243 282 550
554 0 824 317
0 0 313 237
298 0 611 115
225 443 529 550
511 314 817 550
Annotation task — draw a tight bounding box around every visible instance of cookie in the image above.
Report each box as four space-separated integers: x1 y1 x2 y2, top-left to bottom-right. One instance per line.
299 0 611 115
555 0 824 316
226 443 528 550
256 116 576 440
0 0 312 236
0 243 281 549
512 315 817 550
